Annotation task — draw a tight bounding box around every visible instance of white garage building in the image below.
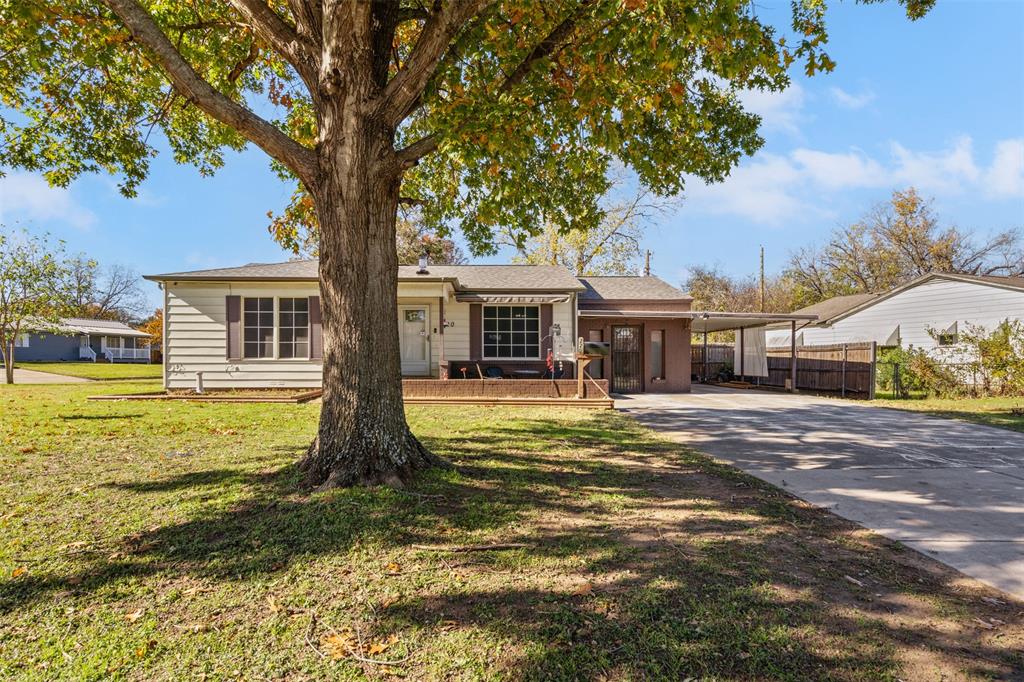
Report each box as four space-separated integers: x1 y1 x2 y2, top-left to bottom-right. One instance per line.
766 272 1024 352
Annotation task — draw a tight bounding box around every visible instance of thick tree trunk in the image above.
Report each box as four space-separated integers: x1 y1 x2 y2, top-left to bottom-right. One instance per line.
298 118 444 489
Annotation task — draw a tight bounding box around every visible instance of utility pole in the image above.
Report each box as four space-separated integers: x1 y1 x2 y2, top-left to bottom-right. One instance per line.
644 249 651 276
759 245 766 313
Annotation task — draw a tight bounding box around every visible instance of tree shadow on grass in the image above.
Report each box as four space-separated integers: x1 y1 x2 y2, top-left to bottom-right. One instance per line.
1 411 1021 678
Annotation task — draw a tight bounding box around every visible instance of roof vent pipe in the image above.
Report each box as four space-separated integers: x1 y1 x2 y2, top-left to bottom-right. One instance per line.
417 251 429 275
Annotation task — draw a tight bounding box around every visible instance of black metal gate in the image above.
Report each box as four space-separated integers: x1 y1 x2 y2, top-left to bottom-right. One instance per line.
611 326 642 393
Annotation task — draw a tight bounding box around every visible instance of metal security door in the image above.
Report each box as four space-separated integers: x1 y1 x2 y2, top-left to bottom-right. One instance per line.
611 326 642 393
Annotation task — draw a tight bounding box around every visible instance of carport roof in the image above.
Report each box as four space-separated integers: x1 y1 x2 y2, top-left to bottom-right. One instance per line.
577 309 818 332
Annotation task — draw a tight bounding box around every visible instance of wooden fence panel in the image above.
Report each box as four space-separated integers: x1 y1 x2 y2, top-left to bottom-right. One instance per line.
692 341 877 398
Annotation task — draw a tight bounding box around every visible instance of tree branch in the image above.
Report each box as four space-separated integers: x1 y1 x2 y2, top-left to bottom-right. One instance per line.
102 0 318 187
498 0 594 94
225 0 318 84
394 0 595 169
380 0 491 128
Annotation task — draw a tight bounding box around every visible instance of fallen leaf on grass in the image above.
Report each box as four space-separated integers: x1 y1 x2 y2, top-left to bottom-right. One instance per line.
321 631 357 660
573 582 594 596
385 562 401 575
124 609 144 623
11 566 27 578
19 446 35 454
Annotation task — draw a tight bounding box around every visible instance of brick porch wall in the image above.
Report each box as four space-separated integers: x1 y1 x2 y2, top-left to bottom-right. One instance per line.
402 378 608 399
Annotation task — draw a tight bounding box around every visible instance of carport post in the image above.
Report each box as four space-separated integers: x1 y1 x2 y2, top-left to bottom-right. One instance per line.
738 326 745 381
702 330 708 382
789 320 797 393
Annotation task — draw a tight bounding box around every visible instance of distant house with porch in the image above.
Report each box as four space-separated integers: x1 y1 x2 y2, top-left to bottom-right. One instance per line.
13 318 151 363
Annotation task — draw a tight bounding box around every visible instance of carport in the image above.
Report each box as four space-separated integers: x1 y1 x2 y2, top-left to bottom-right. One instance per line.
687 312 818 391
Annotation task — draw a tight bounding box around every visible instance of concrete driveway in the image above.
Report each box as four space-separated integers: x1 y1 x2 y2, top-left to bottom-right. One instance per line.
618 386 1024 599
8 368 92 384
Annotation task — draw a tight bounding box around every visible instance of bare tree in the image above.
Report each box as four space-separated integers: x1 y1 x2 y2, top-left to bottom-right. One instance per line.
65 257 148 323
787 188 1024 306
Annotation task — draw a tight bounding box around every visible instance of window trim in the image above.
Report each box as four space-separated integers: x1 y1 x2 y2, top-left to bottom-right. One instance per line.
14 333 30 348
650 329 665 381
277 296 311 360
481 304 542 360
239 295 313 362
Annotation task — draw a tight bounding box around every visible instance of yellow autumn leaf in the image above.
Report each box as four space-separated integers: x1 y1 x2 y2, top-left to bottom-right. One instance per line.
385 562 401 575
321 631 356 660
11 566 27 578
124 608 144 623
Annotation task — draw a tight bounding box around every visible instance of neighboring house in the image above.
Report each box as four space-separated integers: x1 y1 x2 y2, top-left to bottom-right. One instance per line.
766 272 1024 352
145 260 696 393
13 318 151 363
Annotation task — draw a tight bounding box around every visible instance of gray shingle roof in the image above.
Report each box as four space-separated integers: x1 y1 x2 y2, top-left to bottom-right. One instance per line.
789 293 882 325
578 276 690 301
146 260 583 291
48 318 150 337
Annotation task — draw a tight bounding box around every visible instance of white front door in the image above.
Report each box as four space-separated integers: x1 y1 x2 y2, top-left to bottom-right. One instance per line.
399 306 430 376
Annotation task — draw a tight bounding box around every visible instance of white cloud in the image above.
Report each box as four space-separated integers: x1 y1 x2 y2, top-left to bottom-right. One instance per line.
829 86 876 110
682 136 1021 225
0 172 97 230
889 135 980 193
791 148 887 190
684 153 825 224
738 84 807 136
984 138 1024 198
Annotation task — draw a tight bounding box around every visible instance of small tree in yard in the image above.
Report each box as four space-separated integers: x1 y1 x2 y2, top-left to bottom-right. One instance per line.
0 0 933 487
0 229 73 384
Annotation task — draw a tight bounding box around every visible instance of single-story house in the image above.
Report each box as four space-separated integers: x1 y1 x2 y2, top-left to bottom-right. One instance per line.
11 318 151 363
145 260 707 393
765 272 1024 352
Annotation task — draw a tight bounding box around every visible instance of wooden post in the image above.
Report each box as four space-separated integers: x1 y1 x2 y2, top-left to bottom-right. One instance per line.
576 356 591 398
841 343 848 397
789 320 797 393
869 341 877 400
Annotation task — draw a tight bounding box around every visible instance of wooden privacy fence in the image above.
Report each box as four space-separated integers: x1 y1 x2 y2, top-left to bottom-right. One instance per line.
766 342 876 398
692 341 878 399
692 343 735 382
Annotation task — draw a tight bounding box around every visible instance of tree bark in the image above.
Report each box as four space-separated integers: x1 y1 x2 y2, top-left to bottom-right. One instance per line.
298 112 445 489
3 341 13 384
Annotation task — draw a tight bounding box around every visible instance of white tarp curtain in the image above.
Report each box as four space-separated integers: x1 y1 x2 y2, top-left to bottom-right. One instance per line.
734 327 769 377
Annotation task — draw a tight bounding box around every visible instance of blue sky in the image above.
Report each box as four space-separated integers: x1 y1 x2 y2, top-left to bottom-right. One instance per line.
0 0 1021 310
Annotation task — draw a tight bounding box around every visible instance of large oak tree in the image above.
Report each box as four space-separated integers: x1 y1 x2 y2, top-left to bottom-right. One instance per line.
0 0 932 487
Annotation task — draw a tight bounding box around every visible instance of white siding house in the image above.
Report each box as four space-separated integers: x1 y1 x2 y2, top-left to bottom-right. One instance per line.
766 273 1024 352
149 261 584 390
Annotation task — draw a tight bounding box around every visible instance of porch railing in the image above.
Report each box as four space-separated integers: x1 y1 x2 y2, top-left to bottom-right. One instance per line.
79 346 97 362
102 347 151 362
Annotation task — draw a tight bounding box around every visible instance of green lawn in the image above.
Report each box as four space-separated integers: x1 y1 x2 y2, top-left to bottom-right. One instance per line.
15 361 163 381
1 382 1020 680
873 395 1024 432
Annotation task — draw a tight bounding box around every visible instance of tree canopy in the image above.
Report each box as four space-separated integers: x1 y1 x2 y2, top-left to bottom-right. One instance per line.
2 0 933 251
0 227 75 383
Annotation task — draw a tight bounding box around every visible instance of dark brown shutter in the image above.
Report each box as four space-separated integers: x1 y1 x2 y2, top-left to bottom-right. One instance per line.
541 303 553 357
309 295 322 360
226 295 241 360
469 304 481 360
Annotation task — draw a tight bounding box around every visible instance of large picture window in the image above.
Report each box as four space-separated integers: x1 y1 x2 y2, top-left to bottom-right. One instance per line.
243 297 274 359
279 298 310 359
483 305 540 358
